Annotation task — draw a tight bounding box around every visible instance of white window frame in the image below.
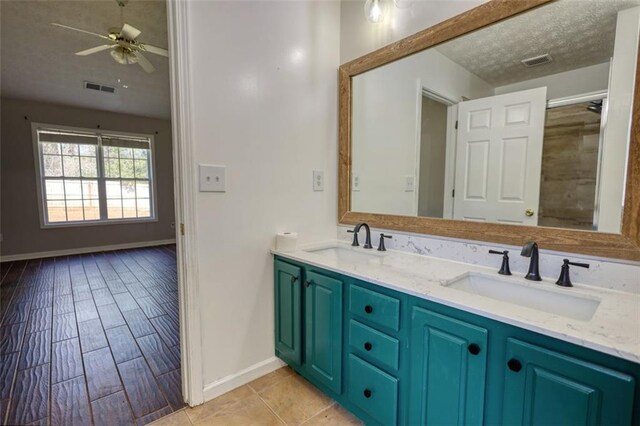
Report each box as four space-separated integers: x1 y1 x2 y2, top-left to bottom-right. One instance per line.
31 122 159 228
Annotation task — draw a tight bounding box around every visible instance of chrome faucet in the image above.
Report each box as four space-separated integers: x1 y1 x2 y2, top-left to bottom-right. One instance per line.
347 223 373 249
521 241 542 281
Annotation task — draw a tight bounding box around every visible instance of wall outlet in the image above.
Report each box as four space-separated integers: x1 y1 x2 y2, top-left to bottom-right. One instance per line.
313 170 324 191
199 164 226 192
352 172 360 191
405 175 416 192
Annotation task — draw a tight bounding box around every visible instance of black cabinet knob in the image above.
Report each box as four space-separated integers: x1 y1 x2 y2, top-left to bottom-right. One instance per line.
363 389 372 398
364 342 373 351
507 358 522 372
468 343 481 355
364 305 373 314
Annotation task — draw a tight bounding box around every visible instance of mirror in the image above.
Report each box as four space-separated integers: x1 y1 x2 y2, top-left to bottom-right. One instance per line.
349 0 639 234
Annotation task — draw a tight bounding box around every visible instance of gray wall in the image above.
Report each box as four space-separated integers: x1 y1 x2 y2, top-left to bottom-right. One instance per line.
418 96 447 218
1 98 176 257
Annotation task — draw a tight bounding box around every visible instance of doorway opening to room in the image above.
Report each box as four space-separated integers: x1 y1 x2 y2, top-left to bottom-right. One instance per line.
416 87 458 220
539 95 607 231
0 0 187 424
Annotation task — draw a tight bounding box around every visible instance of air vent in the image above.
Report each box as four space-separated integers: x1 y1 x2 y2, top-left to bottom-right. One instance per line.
521 54 553 68
83 81 116 94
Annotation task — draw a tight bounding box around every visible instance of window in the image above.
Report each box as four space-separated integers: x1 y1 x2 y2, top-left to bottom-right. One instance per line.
34 125 156 226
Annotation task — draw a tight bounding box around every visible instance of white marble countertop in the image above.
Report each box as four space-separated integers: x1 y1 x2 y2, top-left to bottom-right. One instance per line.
272 241 640 364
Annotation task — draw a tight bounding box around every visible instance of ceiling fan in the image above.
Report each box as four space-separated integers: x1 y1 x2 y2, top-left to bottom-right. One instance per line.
51 0 168 73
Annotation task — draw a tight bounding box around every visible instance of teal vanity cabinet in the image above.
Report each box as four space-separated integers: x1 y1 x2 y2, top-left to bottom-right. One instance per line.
345 282 408 425
502 338 635 425
408 307 488 425
274 260 302 365
273 256 640 425
274 259 344 394
304 270 343 394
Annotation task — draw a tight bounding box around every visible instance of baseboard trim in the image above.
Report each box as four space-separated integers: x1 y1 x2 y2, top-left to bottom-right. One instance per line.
0 239 177 262
202 356 286 403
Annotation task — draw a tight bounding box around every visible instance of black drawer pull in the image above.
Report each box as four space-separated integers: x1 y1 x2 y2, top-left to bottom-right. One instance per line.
364 342 373 351
468 343 481 355
363 389 372 398
507 358 522 372
364 305 373 314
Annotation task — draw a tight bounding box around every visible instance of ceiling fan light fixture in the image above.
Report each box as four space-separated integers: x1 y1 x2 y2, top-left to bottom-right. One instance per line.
110 47 137 65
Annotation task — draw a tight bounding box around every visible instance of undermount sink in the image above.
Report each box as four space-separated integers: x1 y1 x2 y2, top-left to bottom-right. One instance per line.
443 272 600 321
305 245 383 264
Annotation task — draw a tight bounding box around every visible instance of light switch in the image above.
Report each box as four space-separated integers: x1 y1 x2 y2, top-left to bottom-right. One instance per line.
352 172 360 192
405 175 415 192
199 164 226 192
313 170 324 191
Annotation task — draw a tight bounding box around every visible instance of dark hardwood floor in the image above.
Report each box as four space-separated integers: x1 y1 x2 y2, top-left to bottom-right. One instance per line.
0 245 183 425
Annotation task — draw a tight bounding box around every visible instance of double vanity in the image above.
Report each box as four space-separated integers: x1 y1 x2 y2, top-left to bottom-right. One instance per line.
272 234 640 425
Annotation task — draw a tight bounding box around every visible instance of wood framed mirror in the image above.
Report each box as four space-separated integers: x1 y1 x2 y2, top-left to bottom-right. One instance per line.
339 0 640 260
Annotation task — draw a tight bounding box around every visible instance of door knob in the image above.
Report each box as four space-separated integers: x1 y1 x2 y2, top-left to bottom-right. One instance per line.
525 208 534 217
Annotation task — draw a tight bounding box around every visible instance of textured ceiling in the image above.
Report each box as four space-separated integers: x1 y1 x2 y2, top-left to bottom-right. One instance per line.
1 0 170 119
435 0 640 87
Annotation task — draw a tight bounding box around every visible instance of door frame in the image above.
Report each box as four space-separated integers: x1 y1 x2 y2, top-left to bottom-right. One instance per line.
414 81 458 219
167 0 204 406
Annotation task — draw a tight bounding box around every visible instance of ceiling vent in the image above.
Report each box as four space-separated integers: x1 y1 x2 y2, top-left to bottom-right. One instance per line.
83 81 116 94
521 54 553 68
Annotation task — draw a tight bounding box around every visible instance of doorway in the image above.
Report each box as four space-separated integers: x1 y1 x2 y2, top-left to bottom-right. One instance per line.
0 0 194 423
538 99 605 230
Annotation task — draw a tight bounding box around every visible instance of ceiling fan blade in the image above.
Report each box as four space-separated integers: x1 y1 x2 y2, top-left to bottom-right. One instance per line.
51 23 111 41
76 44 115 56
138 44 168 57
134 51 155 73
120 23 142 40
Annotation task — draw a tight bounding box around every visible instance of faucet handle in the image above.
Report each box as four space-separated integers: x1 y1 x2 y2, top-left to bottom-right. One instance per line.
489 250 511 275
556 259 589 287
347 229 359 247
377 234 392 251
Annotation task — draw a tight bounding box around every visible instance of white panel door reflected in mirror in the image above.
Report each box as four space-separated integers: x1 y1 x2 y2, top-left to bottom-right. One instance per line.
350 0 639 234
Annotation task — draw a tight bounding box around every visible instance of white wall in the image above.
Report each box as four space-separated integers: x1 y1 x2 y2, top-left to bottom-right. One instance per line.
185 1 340 390
351 48 494 216
495 62 611 100
340 0 486 63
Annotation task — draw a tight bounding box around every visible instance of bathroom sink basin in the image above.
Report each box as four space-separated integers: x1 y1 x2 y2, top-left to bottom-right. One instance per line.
305 245 383 264
443 272 600 321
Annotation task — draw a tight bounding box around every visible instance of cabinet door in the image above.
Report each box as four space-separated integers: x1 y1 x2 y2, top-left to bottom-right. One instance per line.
503 338 635 426
274 260 302 366
409 307 488 425
305 271 343 394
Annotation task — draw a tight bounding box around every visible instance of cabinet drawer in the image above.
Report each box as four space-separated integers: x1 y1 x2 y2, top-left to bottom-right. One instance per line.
349 285 400 331
348 354 398 425
349 320 399 371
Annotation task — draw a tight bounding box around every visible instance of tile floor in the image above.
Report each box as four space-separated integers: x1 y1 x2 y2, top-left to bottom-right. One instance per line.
151 367 362 426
